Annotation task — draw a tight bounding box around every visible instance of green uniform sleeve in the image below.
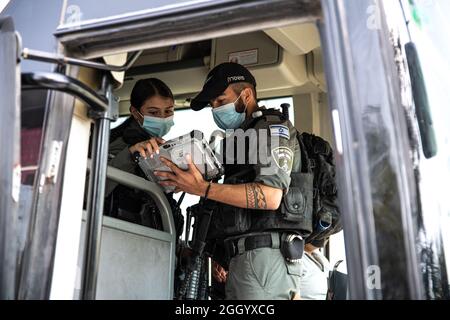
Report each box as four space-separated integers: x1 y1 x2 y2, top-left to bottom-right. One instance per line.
252 116 300 192
104 138 136 197
108 146 136 173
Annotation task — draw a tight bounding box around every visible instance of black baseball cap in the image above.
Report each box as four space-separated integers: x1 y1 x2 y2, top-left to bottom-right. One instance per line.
190 62 257 111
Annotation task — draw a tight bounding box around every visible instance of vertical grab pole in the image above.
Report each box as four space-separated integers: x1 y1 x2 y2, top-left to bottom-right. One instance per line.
80 75 117 300
0 17 21 300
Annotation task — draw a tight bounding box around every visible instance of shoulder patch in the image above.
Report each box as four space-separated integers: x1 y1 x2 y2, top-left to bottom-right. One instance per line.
269 125 290 140
271 146 294 173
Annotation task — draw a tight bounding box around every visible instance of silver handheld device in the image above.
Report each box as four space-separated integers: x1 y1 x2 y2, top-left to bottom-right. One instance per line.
134 130 223 193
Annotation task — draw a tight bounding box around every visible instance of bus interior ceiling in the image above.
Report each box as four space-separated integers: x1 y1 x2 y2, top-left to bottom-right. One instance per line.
109 21 335 144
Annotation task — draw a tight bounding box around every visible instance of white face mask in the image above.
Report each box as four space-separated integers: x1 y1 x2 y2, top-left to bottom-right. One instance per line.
139 112 174 137
212 93 246 130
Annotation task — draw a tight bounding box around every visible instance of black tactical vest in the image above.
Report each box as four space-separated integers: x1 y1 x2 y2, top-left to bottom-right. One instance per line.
207 109 314 241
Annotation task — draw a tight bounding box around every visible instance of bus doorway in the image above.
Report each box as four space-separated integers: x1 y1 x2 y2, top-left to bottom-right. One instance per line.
1 0 449 300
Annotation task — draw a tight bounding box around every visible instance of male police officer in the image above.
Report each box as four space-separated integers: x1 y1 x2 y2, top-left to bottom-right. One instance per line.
154 63 308 300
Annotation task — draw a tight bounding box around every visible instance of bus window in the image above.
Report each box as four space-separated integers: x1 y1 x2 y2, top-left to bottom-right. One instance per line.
21 91 46 186
15 90 48 290
382 0 450 296
394 0 450 293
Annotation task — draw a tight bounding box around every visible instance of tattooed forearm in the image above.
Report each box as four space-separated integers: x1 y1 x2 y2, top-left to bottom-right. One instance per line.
245 183 267 209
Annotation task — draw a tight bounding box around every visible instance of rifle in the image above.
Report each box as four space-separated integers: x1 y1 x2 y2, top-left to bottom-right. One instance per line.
176 201 214 300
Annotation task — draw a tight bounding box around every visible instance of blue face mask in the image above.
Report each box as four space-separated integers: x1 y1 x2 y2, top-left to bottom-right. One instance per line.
212 93 246 130
139 113 174 137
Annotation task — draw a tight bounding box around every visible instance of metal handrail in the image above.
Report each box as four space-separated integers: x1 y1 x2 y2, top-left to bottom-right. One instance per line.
101 164 176 236
86 162 176 300
22 48 142 72
21 72 108 113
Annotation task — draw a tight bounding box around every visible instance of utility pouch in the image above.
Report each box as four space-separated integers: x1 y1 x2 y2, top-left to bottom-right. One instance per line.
280 171 313 224
280 234 304 264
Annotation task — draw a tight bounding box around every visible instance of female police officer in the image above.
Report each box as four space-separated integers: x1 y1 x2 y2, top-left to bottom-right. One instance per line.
104 78 183 235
